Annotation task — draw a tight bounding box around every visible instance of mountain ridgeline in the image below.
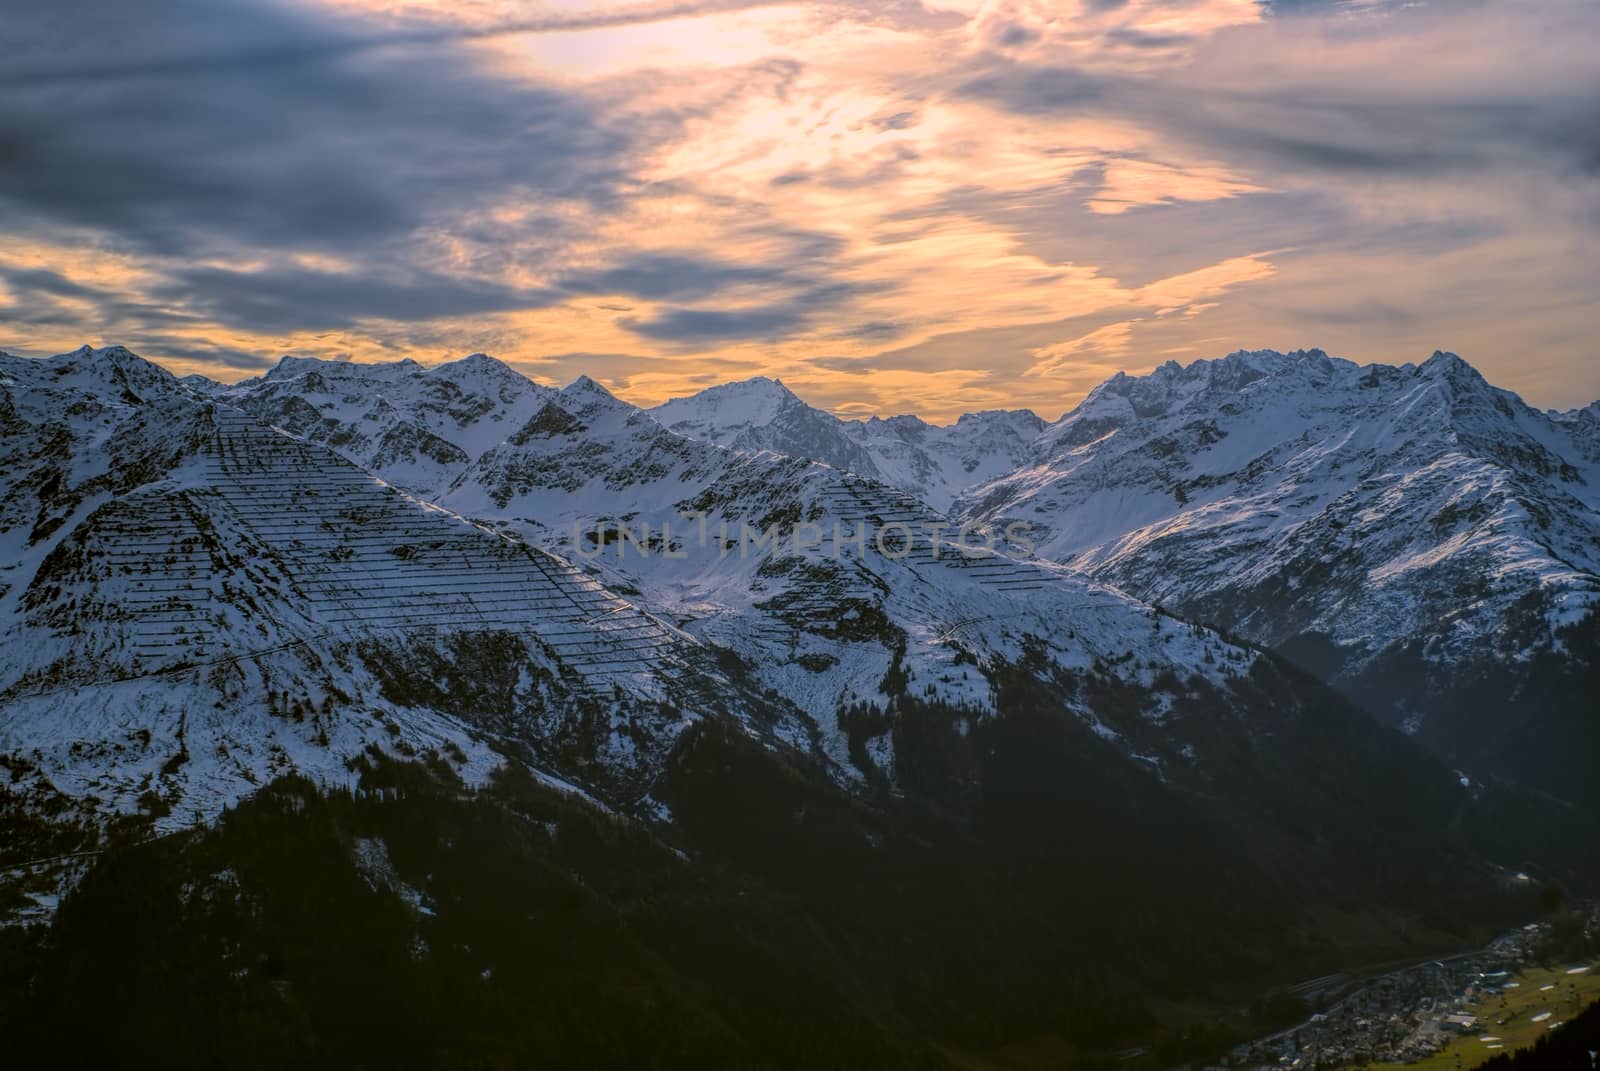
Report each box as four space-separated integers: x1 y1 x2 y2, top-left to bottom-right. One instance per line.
216 344 1598 810
1 344 1596 1065
958 350 1600 812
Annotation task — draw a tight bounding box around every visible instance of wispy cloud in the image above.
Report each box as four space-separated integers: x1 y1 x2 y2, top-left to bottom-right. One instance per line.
1 0 1596 417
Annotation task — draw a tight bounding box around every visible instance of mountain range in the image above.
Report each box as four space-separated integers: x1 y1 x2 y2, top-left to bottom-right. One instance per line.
958 349 1600 807
2 342 1596 1065
613 349 1600 809
176 343 1600 809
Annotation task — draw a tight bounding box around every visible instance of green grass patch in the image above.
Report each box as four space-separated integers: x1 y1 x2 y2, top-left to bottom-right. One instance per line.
1361 963 1600 1071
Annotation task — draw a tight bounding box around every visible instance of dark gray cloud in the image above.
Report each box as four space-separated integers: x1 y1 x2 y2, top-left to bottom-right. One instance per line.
1266 298 1417 328
0 2 877 352
154 266 557 334
0 266 107 303
1256 0 1410 13
622 305 822 345
528 350 759 387
0 266 112 330
1152 94 1600 183
558 233 870 346
955 12 1600 189
608 250 870 344
1103 27 1193 50
994 23 1042 48
956 64 1106 114
0 0 629 260
133 245 860 341
0 0 789 90
813 310 1129 376
913 182 1501 292
763 143 923 192
0 263 206 334
832 321 906 344
126 336 280 371
560 255 800 304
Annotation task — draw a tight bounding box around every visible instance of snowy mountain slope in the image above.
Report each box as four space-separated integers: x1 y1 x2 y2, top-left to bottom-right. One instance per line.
1553 400 1600 465
0 348 813 821
841 409 1046 513
216 353 553 495
957 349 1600 802
439 374 1371 787
649 378 1046 511
130 348 1600 806
13 342 1600 966
648 376 883 480
213 360 1045 514
5 348 1391 816
15 344 1600 1060
0 347 1241 821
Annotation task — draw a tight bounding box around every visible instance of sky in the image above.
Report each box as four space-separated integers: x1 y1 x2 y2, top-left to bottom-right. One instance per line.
1 0 1596 421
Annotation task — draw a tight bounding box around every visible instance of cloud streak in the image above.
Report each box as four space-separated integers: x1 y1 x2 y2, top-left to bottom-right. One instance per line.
1 0 1596 418
0 0 796 89
0 0 630 260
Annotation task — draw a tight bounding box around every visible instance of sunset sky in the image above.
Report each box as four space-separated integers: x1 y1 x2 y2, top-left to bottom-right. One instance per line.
3 0 1596 420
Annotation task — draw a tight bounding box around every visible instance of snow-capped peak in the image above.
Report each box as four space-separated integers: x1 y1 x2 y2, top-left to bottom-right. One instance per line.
652 375 803 429
957 347 1599 805
196 351 554 494
264 354 423 384
561 373 620 399
1416 349 1475 375
0 343 183 405
556 375 635 423
649 379 1049 511
427 351 531 390
649 376 878 479
3 339 1597 840
435 351 510 374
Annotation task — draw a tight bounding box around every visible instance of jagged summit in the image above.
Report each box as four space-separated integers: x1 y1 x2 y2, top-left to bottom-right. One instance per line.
50 342 171 373
650 375 878 483
561 373 619 398
1046 349 1343 438
1090 346 1337 389
1224 345 1330 364
953 407 1047 427
205 350 552 494
265 354 423 382
436 351 509 372
0 343 181 404
958 347 1600 804
654 374 803 420
6 336 1346 837
650 379 1048 511
556 375 636 425
1417 348 1472 372
428 351 534 388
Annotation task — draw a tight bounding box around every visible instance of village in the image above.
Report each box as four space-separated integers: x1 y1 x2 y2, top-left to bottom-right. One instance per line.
1220 905 1600 1071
